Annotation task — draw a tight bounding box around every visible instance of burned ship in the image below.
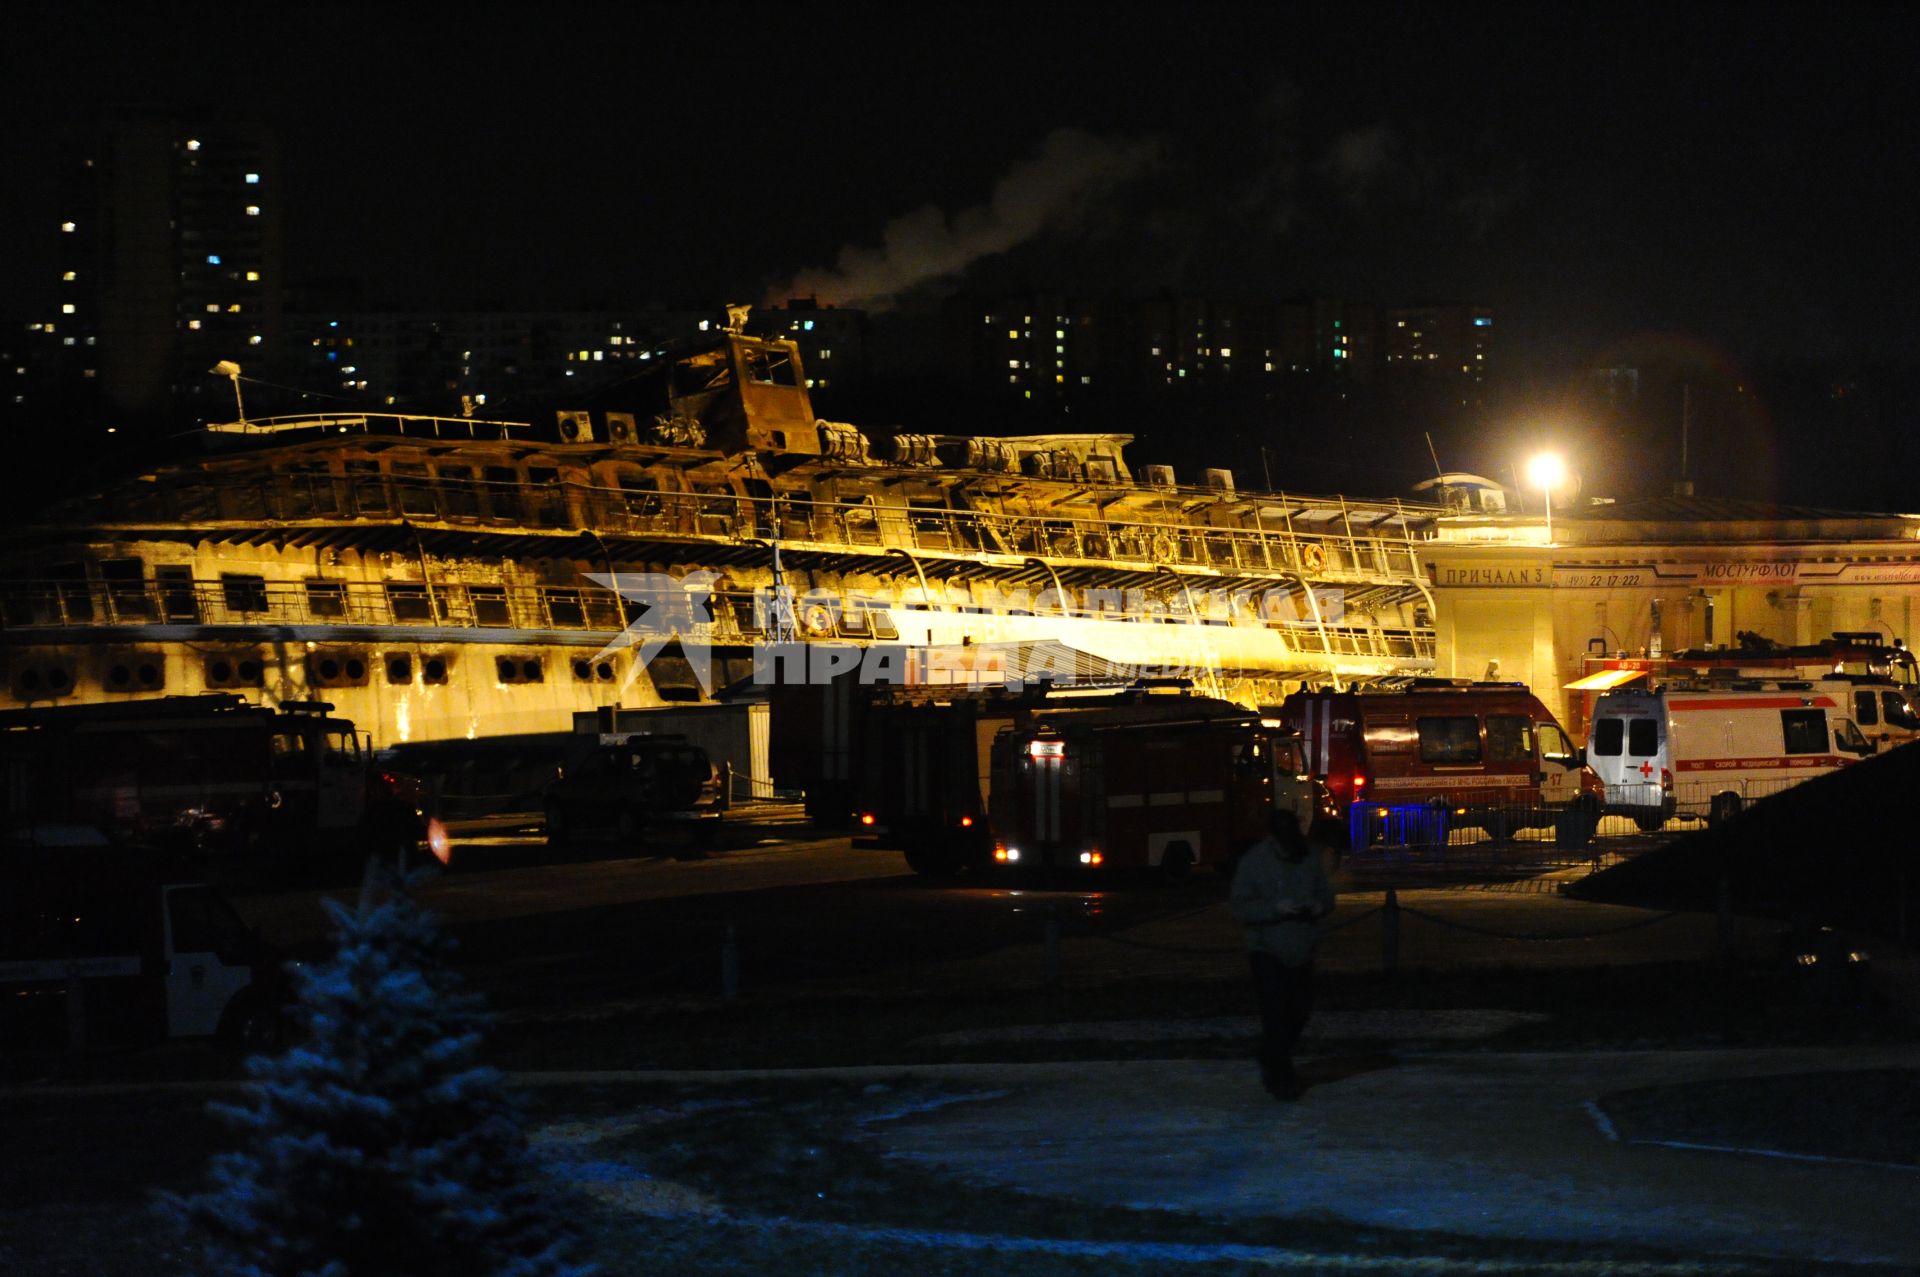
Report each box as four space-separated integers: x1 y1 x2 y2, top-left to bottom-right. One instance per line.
0 318 1440 746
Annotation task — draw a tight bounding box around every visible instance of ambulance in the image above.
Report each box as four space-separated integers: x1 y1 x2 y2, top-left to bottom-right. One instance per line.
1587 681 1876 828
1279 681 1602 843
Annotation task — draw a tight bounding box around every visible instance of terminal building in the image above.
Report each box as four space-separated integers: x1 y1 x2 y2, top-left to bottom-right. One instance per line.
1421 476 1920 740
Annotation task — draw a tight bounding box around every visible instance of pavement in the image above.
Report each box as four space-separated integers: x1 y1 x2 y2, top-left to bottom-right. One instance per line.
495 876 1920 1271
18 842 1920 1270
867 1046 1920 1268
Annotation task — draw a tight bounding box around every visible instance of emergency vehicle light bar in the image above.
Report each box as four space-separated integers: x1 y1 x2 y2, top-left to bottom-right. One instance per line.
1028 740 1065 758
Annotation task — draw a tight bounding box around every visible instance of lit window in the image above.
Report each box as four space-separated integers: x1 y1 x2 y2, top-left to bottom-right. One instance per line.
60 221 75 233
189 320 202 330
1009 375 1019 383
1150 346 1161 356
63 336 75 346
246 271 260 281
245 172 260 184
802 319 814 331
245 205 260 216
207 304 219 313
1219 347 1232 357
186 139 201 151
227 304 242 313
819 349 831 359
207 254 221 265
593 351 603 361
1008 360 1020 369
1008 330 1019 340
248 334 262 345
62 271 76 281
1080 375 1091 385
609 335 622 345
1055 374 1064 384
698 320 710 331
1054 329 1065 339
578 349 590 360
61 303 74 314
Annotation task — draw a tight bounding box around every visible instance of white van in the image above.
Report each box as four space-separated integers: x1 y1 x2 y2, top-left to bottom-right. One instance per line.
1587 682 1875 829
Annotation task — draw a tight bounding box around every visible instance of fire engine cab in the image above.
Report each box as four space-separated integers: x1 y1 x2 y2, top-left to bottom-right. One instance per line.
1279 681 1601 843
986 703 1322 881
1587 680 1875 828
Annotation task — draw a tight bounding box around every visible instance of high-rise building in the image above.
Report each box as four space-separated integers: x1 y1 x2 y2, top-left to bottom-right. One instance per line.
43 116 282 430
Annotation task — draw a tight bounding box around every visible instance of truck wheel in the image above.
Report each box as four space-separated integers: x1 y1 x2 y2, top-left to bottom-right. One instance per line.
1708 794 1742 828
1634 815 1666 833
1160 844 1195 885
1479 814 1510 843
904 845 965 878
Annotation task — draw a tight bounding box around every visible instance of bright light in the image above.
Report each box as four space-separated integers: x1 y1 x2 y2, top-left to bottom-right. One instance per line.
1526 451 1568 542
426 818 452 865
1028 740 1065 759
1525 452 1567 490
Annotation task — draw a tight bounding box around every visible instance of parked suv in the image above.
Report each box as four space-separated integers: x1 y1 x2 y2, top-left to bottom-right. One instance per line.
543 735 722 849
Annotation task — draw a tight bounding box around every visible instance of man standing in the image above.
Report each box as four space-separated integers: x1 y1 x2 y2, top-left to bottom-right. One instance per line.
1230 807 1336 1100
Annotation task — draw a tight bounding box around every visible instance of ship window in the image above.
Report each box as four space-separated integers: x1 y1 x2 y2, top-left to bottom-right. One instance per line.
422 655 449 684
742 345 799 386
48 562 94 623
470 586 511 626
346 459 388 514
387 583 434 622
391 463 437 517
1781 709 1828 755
1416 715 1481 765
101 558 151 619
305 579 347 619
436 465 478 519
221 574 269 615
545 589 586 627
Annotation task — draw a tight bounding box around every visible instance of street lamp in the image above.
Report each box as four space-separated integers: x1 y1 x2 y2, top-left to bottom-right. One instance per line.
1525 451 1567 543
210 360 245 424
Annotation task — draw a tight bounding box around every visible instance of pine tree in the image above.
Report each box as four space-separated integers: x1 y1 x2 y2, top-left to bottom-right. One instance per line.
169 865 592 1277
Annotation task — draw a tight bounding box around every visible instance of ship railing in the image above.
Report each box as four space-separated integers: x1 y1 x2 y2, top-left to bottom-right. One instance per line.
102 471 1435 588
0 576 1434 662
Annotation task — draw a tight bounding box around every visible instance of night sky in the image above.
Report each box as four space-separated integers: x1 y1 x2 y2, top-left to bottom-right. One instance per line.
5 2 1918 499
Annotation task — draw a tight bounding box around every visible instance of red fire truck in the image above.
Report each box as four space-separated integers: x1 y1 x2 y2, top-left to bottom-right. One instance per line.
1279 681 1602 844
0 694 444 877
985 702 1325 881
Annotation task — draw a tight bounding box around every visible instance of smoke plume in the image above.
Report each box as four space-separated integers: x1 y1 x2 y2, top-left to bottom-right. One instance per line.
771 127 1162 310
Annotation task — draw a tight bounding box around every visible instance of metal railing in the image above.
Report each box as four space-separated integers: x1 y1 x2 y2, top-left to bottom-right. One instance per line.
0 576 1436 665
84 471 1438 587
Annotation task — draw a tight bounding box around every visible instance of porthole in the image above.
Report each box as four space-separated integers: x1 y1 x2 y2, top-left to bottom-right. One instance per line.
386 655 413 684
108 664 132 687
423 656 448 684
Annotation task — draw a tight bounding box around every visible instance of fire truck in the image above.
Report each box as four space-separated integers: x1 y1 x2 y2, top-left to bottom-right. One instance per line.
1278 681 1602 844
1587 680 1876 828
0 694 444 876
985 701 1325 881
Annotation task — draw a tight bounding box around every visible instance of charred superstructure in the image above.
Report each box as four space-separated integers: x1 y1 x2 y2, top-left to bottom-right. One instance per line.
0 326 1439 745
